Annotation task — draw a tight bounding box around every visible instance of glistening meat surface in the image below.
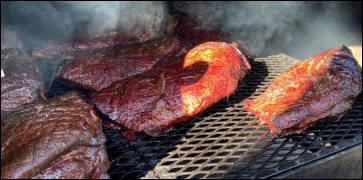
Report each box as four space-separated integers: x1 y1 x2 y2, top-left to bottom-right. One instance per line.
1 73 43 112
1 29 45 112
92 42 251 136
1 92 110 179
245 46 362 136
57 37 182 91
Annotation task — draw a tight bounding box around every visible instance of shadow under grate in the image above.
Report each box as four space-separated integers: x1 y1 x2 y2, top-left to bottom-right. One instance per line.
48 54 362 179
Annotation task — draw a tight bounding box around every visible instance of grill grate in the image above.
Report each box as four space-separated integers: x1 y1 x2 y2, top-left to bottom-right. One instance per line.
48 54 362 179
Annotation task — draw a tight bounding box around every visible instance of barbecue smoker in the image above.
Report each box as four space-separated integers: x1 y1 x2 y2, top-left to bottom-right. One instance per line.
1 1 362 179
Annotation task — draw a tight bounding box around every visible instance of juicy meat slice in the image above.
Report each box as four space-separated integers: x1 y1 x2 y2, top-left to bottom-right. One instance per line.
1 92 110 179
92 42 251 136
32 31 141 60
245 46 362 136
167 12 225 46
57 37 182 91
1 29 45 112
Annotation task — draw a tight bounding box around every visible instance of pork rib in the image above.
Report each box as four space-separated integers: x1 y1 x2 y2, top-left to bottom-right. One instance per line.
92 42 251 136
245 46 362 136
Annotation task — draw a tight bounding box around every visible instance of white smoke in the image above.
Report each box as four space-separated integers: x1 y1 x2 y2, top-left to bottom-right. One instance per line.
1 1 361 59
1 1 169 90
172 1 362 59
56 1 169 38
2 1 169 51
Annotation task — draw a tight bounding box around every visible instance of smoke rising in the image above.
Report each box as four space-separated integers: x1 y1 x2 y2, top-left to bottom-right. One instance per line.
1 1 169 90
1 1 169 53
2 1 361 59
1 1 361 90
171 1 362 59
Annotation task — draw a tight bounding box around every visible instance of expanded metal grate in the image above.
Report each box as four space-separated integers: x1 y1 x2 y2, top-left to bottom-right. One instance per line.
48 54 362 179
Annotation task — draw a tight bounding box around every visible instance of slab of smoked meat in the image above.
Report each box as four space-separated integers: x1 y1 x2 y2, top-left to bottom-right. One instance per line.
245 46 362 136
57 37 182 91
92 42 251 136
1 29 45 112
32 31 142 60
1 92 110 179
167 12 225 46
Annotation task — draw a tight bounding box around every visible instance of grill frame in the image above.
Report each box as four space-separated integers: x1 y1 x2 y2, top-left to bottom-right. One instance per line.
271 144 362 178
47 54 362 179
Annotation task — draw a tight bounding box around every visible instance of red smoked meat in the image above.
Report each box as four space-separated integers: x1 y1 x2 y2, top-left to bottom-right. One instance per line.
57 37 182 91
245 46 362 136
92 42 251 136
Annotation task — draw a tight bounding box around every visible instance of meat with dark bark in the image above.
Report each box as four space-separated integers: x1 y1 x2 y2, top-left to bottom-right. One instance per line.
32 31 141 60
1 29 45 112
57 37 182 91
245 46 362 136
1 92 110 179
92 42 251 136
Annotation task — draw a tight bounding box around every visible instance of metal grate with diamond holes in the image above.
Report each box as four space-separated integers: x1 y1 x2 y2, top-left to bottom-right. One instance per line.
47 54 362 179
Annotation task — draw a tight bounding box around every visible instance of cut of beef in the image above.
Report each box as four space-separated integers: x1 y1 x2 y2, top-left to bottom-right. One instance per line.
1 29 45 112
57 37 182 91
32 32 141 60
245 46 362 136
92 42 251 136
1 92 110 179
